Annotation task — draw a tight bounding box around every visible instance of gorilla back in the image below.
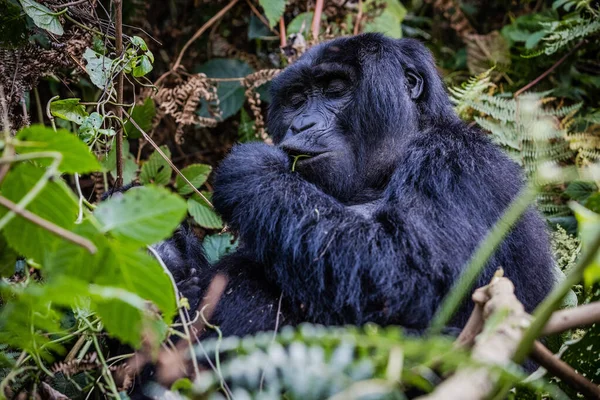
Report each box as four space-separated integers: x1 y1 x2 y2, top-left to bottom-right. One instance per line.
173 33 555 338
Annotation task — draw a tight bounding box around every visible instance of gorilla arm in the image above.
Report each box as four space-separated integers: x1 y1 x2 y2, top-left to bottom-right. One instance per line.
212 135 536 329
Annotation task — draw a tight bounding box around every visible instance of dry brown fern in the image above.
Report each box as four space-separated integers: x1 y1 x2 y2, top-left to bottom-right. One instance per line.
425 0 475 39
151 74 219 144
50 352 101 378
243 69 280 142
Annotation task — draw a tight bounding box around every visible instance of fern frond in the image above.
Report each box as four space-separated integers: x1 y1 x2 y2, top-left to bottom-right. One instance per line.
540 17 600 55
449 69 495 119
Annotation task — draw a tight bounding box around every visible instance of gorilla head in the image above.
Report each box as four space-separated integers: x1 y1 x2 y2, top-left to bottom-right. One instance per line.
268 33 457 202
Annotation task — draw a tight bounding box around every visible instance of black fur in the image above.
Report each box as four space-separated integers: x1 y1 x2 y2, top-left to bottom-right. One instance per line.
163 33 555 337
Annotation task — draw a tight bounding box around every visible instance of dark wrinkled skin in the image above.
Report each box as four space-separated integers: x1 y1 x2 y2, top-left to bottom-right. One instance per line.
160 33 555 338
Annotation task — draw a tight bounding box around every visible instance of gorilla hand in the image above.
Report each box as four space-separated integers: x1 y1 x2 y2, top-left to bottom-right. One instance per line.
213 142 292 230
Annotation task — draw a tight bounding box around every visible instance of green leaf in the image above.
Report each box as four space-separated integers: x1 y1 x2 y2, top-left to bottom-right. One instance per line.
50 98 89 125
19 0 63 35
248 14 271 40
571 202 600 287
287 12 315 35
202 233 238 263
0 163 79 263
15 125 101 174
566 181 597 201
188 196 222 229
259 0 285 27
44 219 108 281
83 48 114 89
124 98 155 139
140 146 172 186
175 164 212 195
130 36 148 51
133 55 153 77
92 245 176 346
79 111 103 143
238 108 258 143
102 140 138 185
197 59 254 120
363 0 406 38
95 186 187 245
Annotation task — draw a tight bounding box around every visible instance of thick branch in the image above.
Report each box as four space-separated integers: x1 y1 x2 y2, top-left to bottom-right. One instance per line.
531 341 600 399
419 276 530 400
542 301 600 335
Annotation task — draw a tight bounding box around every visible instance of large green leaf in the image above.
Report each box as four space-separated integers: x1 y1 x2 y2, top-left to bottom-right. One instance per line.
197 59 254 120
43 219 108 282
287 12 324 35
202 233 237 264
124 98 156 139
15 125 101 174
571 202 600 287
175 163 212 195
188 196 222 229
0 163 79 263
140 146 172 186
363 0 406 38
19 0 63 35
83 48 114 89
259 0 285 27
565 181 597 201
50 98 89 125
95 185 187 245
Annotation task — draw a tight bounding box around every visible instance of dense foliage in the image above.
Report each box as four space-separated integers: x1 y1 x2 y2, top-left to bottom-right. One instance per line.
0 0 599 398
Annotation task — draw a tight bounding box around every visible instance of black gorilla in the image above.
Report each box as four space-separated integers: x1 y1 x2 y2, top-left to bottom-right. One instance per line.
162 33 555 337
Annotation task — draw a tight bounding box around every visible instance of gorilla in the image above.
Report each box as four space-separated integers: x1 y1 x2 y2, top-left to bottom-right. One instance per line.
160 33 555 338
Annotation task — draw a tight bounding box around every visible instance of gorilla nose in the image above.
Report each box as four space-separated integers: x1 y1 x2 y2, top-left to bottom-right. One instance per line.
290 117 318 134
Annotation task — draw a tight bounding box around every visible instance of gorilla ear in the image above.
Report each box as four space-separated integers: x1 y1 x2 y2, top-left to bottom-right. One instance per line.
405 70 424 100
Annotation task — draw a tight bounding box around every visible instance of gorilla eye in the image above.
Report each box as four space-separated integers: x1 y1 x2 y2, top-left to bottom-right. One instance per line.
324 79 348 97
288 93 306 107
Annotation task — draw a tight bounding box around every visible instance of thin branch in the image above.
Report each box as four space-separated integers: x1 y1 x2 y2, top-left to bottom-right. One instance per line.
122 109 213 207
279 16 287 47
354 0 363 35
531 341 600 399
50 0 89 8
514 40 585 98
0 195 97 253
33 87 44 125
311 0 325 40
114 0 124 188
542 301 600 335
0 84 14 185
171 0 240 72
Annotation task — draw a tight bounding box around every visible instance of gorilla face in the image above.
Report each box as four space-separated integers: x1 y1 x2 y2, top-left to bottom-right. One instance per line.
273 62 360 201
268 34 431 202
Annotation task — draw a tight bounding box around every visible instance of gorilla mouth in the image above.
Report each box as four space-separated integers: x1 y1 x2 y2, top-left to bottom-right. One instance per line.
280 146 331 171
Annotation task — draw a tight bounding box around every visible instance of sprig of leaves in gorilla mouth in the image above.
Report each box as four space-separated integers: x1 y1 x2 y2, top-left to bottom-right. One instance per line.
291 154 312 172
